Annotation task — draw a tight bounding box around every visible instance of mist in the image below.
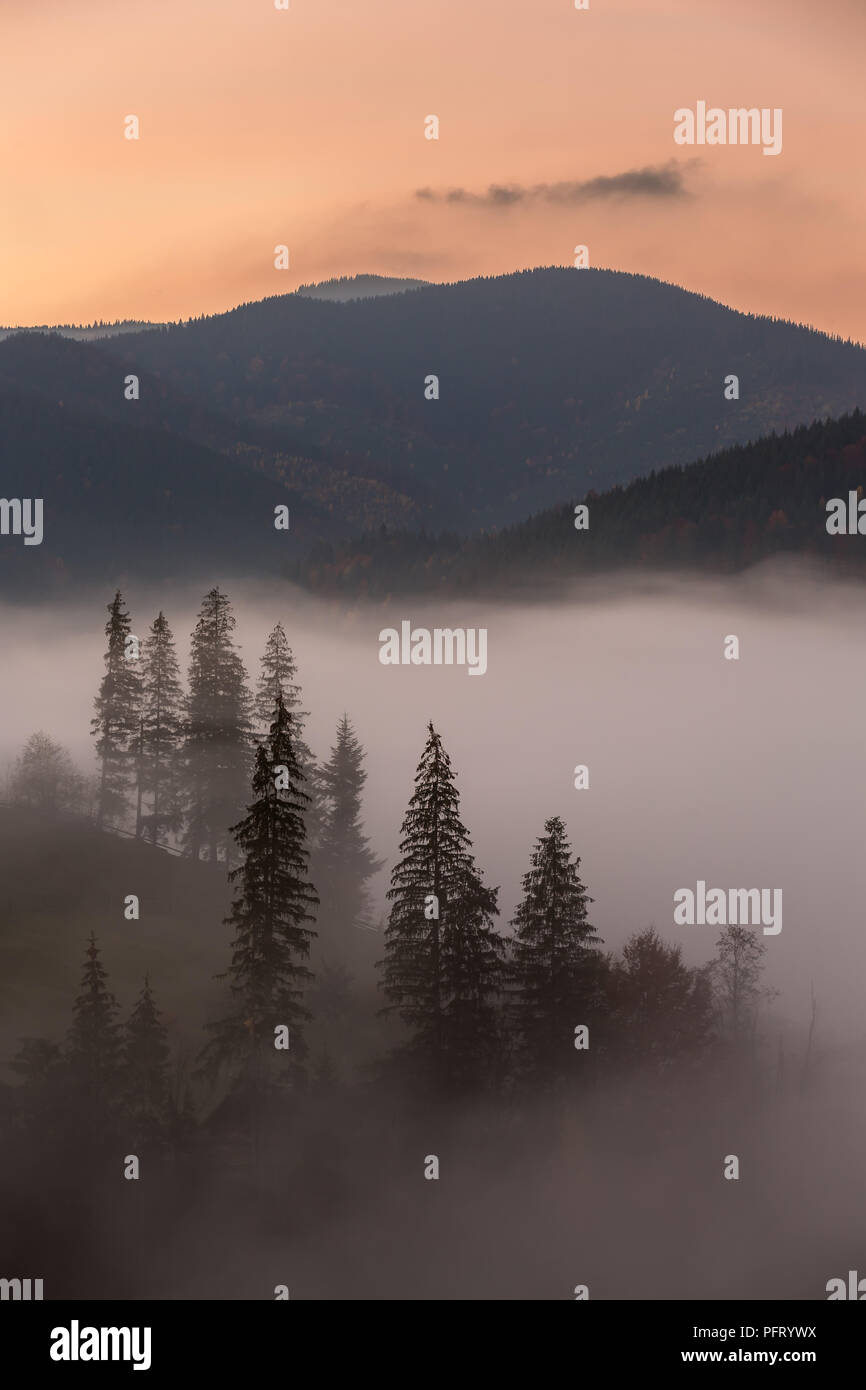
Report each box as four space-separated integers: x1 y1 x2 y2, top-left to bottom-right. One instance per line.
3 559 866 1302
1 559 864 1042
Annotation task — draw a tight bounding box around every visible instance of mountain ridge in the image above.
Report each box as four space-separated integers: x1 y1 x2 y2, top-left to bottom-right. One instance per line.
102 266 866 527
2 266 864 595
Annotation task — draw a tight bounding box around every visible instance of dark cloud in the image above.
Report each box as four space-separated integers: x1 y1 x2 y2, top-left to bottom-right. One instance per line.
416 162 691 209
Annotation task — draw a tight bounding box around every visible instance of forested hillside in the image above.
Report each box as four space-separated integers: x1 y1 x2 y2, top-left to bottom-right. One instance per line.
3 269 864 597
290 412 866 597
109 266 866 527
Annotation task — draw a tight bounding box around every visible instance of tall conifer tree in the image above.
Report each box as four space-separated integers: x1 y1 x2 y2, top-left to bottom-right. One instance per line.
66 933 122 1100
183 588 252 866
379 723 503 1091
317 714 382 936
203 693 318 1087
138 612 185 845
254 621 320 844
254 622 304 736
91 591 141 829
509 816 603 1081
123 975 170 1139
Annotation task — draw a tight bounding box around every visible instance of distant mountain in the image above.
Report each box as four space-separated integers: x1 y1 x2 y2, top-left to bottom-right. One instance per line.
288 412 866 598
0 321 162 344
2 267 865 595
0 275 424 342
0 332 420 595
102 267 866 529
296 274 429 301
0 376 297 595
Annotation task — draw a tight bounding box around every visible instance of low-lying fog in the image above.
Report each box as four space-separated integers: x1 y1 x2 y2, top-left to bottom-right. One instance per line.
2 558 864 1045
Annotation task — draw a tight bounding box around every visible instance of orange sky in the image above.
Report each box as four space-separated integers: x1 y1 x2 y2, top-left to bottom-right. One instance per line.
2 0 864 339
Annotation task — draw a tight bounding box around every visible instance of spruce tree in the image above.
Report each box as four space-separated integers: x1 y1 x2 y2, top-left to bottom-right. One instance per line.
123 975 170 1139
138 612 185 845
203 693 318 1088
91 591 141 829
183 588 252 866
317 714 383 937
66 933 122 1100
509 815 603 1081
379 723 503 1091
254 621 320 844
254 622 304 736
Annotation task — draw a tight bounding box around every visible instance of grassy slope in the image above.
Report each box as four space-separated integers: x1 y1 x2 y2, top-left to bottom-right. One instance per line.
0 808 230 1074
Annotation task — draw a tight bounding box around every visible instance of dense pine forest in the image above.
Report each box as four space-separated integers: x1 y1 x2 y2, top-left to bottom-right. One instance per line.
291 412 866 597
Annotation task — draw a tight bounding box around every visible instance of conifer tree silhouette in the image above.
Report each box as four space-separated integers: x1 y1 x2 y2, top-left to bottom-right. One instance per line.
137 612 185 845
379 723 502 1092
183 588 252 866
317 713 382 937
66 933 122 1102
254 622 304 738
254 621 320 844
203 693 318 1090
91 591 141 829
123 975 170 1141
509 816 603 1082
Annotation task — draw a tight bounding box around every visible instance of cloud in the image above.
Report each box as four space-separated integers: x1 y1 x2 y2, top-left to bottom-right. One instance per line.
416 162 693 209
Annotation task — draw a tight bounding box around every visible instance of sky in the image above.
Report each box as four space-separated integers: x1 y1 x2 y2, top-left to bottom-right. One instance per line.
1 0 864 339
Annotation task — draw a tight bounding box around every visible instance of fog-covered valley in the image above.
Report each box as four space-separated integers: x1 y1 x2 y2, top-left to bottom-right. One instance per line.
2 560 864 1038
2 559 865 1301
